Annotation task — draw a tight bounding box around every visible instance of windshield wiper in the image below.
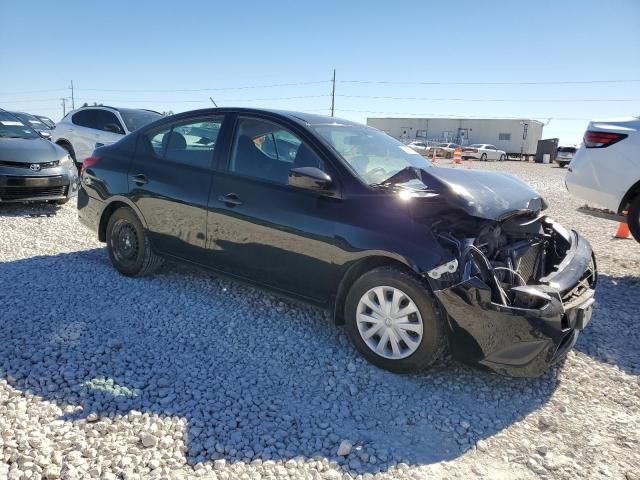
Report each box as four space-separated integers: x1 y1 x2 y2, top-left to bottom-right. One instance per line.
372 166 422 187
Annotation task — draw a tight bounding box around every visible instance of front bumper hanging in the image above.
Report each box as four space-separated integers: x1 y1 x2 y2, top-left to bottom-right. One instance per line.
433 229 596 377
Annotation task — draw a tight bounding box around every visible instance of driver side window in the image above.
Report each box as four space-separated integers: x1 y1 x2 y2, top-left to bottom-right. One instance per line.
229 117 324 185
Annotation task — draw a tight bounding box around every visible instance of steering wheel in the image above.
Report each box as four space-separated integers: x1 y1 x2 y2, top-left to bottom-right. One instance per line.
366 167 388 181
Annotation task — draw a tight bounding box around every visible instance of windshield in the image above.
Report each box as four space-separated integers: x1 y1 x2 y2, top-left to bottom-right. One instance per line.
119 108 162 132
558 147 577 153
0 112 40 139
11 112 49 131
36 116 56 128
313 124 433 185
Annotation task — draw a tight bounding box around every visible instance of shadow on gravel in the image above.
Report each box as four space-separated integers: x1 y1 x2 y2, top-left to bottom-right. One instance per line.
0 249 564 475
574 274 640 375
0 202 63 218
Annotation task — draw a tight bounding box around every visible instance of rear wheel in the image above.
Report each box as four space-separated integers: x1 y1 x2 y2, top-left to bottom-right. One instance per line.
57 142 79 170
480 153 487 161
344 266 447 373
106 207 163 276
628 195 640 243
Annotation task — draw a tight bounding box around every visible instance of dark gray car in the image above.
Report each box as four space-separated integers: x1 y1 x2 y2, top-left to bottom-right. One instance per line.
0 110 78 204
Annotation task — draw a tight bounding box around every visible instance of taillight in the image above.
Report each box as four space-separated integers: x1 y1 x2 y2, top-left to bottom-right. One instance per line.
80 155 101 176
583 131 628 148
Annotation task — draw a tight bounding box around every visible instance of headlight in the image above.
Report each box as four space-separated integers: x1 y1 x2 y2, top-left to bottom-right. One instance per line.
59 154 73 167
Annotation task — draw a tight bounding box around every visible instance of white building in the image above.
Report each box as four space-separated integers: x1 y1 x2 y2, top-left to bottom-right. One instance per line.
367 117 544 157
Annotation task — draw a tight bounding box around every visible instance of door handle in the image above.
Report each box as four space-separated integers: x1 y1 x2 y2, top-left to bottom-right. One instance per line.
130 174 148 186
219 193 242 207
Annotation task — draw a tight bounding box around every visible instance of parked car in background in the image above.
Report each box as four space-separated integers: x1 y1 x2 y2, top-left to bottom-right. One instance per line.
426 142 460 159
565 116 640 242
9 111 53 139
0 110 78 204
462 144 506 161
407 140 429 152
78 107 597 377
52 106 162 169
556 145 578 168
35 115 56 129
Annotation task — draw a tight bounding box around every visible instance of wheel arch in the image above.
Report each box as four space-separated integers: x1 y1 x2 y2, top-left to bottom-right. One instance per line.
332 255 425 325
618 179 640 214
98 197 148 242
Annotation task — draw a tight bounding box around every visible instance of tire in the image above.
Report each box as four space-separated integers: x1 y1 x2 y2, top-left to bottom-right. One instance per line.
558 162 567 168
480 153 487 161
344 266 447 373
106 207 163 277
445 151 452 159
499 154 506 162
57 142 80 171
628 195 640 243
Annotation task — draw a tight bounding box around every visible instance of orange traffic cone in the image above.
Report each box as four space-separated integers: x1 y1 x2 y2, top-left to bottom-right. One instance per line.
615 212 630 239
615 222 630 239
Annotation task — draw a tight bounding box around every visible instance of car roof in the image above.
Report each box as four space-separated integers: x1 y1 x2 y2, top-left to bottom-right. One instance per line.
159 108 362 128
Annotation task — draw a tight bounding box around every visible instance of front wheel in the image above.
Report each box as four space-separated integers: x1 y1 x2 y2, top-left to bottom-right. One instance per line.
628 195 640 243
480 153 487 161
499 154 506 162
344 267 447 373
106 207 164 276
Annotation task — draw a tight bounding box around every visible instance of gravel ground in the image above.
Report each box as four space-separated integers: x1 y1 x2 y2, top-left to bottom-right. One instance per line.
0 161 638 480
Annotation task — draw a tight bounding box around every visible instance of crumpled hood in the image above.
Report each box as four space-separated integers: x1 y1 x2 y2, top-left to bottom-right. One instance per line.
0 137 66 164
414 167 546 220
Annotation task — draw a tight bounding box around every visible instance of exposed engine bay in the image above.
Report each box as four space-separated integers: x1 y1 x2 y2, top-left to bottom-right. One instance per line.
430 212 590 309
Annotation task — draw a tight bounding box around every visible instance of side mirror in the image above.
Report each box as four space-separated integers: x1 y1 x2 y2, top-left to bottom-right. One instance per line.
288 167 333 193
104 123 124 135
39 130 52 140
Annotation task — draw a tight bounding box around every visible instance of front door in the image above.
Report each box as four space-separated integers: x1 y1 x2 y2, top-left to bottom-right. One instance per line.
129 115 225 263
205 116 338 302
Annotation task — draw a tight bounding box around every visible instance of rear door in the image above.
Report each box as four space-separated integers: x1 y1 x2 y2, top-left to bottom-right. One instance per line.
129 114 226 263
205 115 339 302
92 110 125 148
70 109 100 161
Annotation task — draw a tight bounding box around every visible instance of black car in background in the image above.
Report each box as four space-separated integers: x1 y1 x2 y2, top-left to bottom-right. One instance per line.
0 110 78 204
78 108 597 377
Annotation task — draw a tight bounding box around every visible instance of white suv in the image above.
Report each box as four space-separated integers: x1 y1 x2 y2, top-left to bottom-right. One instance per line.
52 106 162 168
565 116 640 242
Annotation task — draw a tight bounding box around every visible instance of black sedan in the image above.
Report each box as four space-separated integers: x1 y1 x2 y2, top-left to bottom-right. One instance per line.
78 108 597 377
0 110 78 204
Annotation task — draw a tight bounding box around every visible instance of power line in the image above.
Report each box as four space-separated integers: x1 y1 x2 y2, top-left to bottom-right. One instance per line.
337 95 640 102
334 109 594 120
341 79 640 86
77 80 332 93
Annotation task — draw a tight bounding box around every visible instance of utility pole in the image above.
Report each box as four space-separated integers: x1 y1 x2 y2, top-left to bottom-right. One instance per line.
61 98 67 116
331 69 336 117
70 80 75 110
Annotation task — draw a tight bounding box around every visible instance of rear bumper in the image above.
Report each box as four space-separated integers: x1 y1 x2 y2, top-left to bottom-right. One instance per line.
0 167 79 203
77 186 104 234
434 230 597 377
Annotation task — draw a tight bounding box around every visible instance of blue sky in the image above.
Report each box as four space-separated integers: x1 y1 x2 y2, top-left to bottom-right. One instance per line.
1 0 638 143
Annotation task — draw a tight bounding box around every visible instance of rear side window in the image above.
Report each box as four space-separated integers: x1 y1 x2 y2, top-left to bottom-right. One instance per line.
72 110 98 129
145 117 222 168
93 110 123 133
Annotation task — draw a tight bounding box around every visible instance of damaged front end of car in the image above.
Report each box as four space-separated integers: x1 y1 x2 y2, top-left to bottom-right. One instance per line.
426 212 597 377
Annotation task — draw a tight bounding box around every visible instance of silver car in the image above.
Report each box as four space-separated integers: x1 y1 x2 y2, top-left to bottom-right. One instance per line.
0 110 78 204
